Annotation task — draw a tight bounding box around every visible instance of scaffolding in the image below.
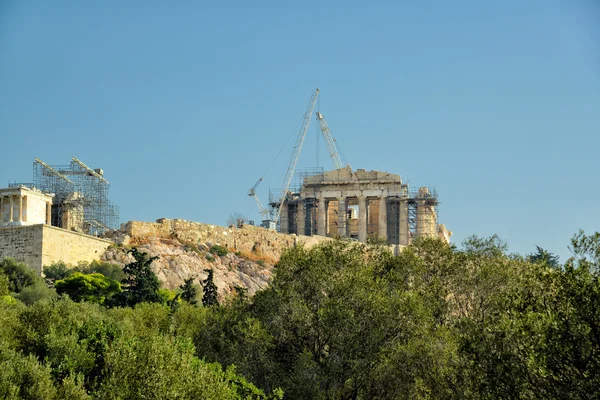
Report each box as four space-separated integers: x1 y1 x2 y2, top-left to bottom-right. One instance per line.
407 187 438 239
384 185 438 245
31 157 119 236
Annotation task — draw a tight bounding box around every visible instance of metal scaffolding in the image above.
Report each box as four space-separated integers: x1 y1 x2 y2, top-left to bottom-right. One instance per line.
269 167 324 208
32 157 119 236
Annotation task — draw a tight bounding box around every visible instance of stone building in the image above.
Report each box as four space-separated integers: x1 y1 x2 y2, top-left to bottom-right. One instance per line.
277 167 452 245
0 186 53 227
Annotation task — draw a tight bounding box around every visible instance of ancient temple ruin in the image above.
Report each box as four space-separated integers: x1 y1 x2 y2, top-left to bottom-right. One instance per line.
274 167 451 245
7 157 119 236
0 186 54 227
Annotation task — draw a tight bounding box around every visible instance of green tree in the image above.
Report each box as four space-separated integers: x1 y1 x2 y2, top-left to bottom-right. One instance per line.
17 282 57 306
569 230 600 271
76 260 126 283
14 298 120 394
112 248 160 307
0 343 58 400
43 261 73 282
202 269 219 307
180 277 199 306
0 258 40 293
96 334 238 400
528 245 560 268
0 272 9 297
252 240 458 399
55 272 122 304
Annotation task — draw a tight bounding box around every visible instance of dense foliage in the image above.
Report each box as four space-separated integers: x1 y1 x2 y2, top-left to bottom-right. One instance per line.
1 231 600 399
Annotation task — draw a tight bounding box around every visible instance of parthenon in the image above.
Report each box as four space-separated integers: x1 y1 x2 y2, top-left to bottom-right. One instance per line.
276 167 451 245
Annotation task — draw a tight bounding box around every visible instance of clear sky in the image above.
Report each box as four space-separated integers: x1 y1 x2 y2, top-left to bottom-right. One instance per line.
1 1 599 260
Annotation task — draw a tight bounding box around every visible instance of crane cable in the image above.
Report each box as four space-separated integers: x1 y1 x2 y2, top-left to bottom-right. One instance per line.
257 115 304 184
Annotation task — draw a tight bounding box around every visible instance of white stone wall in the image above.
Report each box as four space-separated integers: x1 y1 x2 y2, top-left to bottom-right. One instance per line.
41 226 113 269
0 224 112 274
25 191 50 225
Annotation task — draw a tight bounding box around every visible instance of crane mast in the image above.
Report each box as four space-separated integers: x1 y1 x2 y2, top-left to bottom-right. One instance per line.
315 112 346 170
275 88 320 226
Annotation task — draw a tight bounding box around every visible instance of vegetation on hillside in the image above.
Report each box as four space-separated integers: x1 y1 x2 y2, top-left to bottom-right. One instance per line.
0 230 599 399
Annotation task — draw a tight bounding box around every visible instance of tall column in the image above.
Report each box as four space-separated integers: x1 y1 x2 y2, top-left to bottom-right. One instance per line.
378 195 387 241
9 196 14 222
297 200 305 236
21 196 27 222
0 197 4 223
358 196 367 243
280 201 289 234
46 202 51 225
337 197 347 237
399 199 409 245
317 196 327 237
18 195 23 223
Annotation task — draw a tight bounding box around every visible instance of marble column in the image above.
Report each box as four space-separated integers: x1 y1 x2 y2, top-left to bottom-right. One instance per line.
399 199 409 245
317 196 327 237
358 196 367 243
297 200 305 236
0 197 4 223
9 196 14 223
21 196 27 222
19 195 23 223
337 197 347 237
378 195 387 241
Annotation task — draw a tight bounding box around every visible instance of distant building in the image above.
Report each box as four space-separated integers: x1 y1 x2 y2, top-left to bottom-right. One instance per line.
0 186 53 227
274 167 452 245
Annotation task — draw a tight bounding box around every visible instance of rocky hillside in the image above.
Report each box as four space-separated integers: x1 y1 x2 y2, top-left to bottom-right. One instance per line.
101 237 274 299
101 218 330 299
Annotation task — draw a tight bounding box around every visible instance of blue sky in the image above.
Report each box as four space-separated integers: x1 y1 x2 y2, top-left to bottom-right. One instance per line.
1 1 599 260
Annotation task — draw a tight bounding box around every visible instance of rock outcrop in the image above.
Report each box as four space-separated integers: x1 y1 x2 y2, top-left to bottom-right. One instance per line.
101 238 273 298
101 219 330 299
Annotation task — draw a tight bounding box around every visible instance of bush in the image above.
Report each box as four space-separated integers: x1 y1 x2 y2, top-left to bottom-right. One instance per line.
17 282 57 306
95 335 235 400
0 272 9 296
43 261 73 281
0 258 41 293
210 245 228 257
76 261 125 283
0 344 58 400
55 273 122 304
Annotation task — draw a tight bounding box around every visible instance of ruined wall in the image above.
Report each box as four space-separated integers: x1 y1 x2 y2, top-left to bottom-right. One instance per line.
118 218 330 262
0 224 112 273
0 225 44 273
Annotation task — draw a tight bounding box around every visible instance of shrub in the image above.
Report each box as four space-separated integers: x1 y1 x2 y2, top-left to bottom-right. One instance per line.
210 245 228 257
17 282 57 306
43 261 73 281
0 258 40 293
55 273 122 304
77 261 126 283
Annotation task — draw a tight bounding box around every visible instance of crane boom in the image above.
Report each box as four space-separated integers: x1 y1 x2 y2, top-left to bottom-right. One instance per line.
275 88 320 225
247 177 271 220
315 112 345 170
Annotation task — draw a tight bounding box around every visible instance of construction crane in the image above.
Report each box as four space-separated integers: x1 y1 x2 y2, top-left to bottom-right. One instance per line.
274 88 320 226
247 177 271 221
315 112 348 170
